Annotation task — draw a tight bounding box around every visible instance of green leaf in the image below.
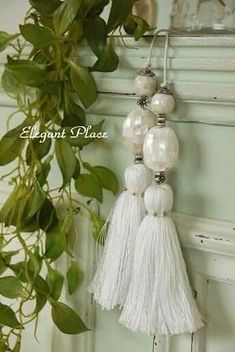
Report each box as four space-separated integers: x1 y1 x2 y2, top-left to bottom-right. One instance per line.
68 60 97 108
0 131 25 166
27 182 47 218
36 155 53 186
0 303 21 329
67 120 104 148
51 302 88 334
0 251 18 275
55 138 76 187
107 0 134 32
62 102 86 127
91 37 119 72
84 16 107 57
46 268 64 300
26 137 51 165
6 59 49 87
33 276 49 313
0 31 18 52
38 198 58 231
75 174 103 202
80 0 109 16
0 276 23 299
0 184 30 227
29 0 61 16
67 261 83 295
53 0 81 36
90 213 105 244
45 223 67 261
88 165 118 195
1 68 20 97
20 24 55 49
12 341 21 352
73 158 81 179
27 248 42 280
9 262 28 283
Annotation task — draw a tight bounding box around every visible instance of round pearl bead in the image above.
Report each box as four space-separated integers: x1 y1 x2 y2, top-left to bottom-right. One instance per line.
134 74 157 97
151 92 175 115
123 108 156 154
143 126 179 171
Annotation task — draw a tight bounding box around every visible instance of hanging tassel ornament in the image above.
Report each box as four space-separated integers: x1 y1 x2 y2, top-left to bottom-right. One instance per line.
89 70 157 310
120 85 204 335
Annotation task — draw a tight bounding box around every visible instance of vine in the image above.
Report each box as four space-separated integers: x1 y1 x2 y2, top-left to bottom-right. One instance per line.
0 0 151 350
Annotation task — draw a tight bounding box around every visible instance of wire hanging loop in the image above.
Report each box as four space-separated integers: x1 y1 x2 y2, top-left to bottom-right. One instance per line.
162 32 169 87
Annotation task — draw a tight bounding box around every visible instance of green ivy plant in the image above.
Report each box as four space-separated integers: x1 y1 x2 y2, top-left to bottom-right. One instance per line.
0 0 151 350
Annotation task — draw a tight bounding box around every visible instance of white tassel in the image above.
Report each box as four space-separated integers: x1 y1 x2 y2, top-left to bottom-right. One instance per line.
89 163 152 310
120 183 204 335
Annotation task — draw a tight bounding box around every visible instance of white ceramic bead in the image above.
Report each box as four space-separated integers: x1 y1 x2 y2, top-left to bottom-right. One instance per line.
123 108 156 154
143 126 179 171
134 74 157 97
151 91 175 115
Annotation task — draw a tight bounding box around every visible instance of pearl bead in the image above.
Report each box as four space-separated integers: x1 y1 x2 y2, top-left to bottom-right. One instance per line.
151 91 175 115
143 126 179 171
134 73 157 97
123 108 156 154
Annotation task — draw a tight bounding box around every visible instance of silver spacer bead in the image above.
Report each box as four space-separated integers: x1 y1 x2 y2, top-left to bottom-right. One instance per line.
154 172 166 185
137 68 156 77
137 95 151 110
158 85 173 96
157 114 167 126
134 154 144 164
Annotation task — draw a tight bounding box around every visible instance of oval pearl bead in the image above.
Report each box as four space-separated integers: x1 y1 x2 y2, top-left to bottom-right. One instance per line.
134 74 157 97
151 92 175 114
123 108 156 154
143 126 179 171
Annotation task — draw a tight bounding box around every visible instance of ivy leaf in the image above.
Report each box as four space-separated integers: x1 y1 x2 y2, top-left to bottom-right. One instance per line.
38 198 58 231
0 251 18 275
84 16 107 57
1 68 20 98
0 276 23 299
55 138 76 187
0 303 22 329
36 155 53 186
124 15 152 40
27 182 47 219
90 213 106 244
0 119 31 165
53 0 81 36
29 0 61 16
6 59 49 87
0 184 30 227
33 276 49 313
107 0 134 32
62 102 86 127
12 341 21 352
20 24 55 49
75 174 103 202
67 120 104 148
73 158 81 179
67 261 83 295
68 60 97 108
51 302 88 334
26 137 52 165
85 164 118 195
46 268 64 300
91 37 119 72
80 0 109 16
45 223 67 261
0 31 18 52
